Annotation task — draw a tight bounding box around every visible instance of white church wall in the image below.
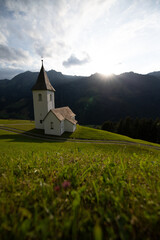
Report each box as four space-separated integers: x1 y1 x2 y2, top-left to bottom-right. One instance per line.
44 112 62 136
32 90 55 129
64 119 76 132
47 91 55 110
61 120 64 134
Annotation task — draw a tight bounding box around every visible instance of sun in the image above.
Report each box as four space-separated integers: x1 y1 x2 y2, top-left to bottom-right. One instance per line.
90 59 115 76
88 44 123 77
97 65 115 76
87 48 121 76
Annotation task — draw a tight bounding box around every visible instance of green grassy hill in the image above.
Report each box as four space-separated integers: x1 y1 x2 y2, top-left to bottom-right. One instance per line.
1 120 160 239
1 119 160 147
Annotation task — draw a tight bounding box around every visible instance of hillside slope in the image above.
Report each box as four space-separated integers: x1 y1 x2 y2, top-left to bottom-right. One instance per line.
0 70 160 124
1 119 160 148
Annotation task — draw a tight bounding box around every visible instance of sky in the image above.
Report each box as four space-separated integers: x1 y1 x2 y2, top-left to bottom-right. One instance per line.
0 0 160 79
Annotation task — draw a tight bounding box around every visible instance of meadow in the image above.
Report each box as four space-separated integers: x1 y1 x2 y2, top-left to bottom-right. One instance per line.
0 121 160 239
1 119 160 147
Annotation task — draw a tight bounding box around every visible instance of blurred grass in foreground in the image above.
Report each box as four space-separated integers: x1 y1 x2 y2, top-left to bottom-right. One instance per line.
0 129 160 239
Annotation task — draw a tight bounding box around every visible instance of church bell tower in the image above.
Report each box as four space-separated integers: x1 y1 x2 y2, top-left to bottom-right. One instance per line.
32 60 55 129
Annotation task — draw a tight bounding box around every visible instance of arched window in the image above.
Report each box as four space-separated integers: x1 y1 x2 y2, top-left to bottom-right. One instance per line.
50 94 52 101
38 93 42 101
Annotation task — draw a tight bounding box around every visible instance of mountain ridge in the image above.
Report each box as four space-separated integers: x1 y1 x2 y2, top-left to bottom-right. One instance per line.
0 69 160 124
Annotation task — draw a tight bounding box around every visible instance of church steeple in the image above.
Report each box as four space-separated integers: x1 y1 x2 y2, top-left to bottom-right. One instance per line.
32 61 55 91
32 61 55 129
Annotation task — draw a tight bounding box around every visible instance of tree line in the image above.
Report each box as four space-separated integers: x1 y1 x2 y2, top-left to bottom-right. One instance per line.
101 117 160 143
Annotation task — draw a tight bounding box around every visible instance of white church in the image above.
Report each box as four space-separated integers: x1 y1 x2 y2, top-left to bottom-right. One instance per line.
32 61 77 136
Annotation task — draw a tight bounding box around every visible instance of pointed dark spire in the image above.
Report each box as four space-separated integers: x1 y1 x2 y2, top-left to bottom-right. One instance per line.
32 61 55 91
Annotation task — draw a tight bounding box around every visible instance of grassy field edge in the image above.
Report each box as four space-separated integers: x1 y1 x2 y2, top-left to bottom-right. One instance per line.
0 119 160 148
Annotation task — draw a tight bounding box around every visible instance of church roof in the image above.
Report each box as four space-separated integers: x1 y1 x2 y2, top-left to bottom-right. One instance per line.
32 61 55 91
44 106 77 125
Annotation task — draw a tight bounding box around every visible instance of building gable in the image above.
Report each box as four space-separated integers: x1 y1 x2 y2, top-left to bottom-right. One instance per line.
44 111 63 136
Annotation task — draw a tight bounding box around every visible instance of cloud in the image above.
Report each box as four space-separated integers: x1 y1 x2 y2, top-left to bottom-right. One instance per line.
34 43 53 58
63 54 90 68
1 0 160 78
0 0 117 74
0 0 116 58
0 32 7 45
0 44 31 62
34 40 67 58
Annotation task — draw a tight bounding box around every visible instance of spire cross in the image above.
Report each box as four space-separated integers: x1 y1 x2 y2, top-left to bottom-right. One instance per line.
41 59 43 66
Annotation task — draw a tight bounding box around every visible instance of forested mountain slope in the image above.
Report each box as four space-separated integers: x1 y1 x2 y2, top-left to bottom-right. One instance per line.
0 70 160 124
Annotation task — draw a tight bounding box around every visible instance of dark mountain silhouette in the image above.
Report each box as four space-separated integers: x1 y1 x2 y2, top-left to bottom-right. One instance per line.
0 70 160 124
147 71 160 79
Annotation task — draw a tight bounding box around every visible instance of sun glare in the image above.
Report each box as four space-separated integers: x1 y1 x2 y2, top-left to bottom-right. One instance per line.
98 67 114 77
88 42 125 77
91 60 115 77
88 48 121 77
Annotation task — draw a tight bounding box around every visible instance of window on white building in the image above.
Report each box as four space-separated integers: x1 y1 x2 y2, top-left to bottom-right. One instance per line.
38 93 42 101
50 94 52 101
51 122 54 129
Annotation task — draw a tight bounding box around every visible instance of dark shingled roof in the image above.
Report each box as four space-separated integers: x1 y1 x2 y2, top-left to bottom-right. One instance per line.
32 63 55 91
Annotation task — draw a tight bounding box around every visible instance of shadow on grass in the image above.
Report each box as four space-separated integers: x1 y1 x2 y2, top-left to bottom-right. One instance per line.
0 127 71 143
27 128 73 140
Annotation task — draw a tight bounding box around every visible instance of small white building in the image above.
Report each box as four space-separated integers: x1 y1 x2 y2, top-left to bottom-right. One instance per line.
32 61 77 136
